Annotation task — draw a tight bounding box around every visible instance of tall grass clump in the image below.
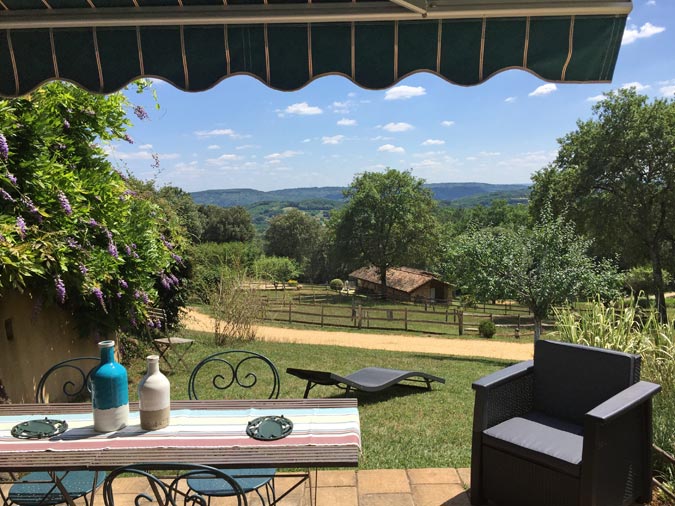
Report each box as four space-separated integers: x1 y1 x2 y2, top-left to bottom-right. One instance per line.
210 268 264 345
553 296 675 500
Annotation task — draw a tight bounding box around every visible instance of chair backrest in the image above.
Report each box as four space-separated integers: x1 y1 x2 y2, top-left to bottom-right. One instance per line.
35 357 101 404
188 350 280 400
533 340 640 424
102 463 247 506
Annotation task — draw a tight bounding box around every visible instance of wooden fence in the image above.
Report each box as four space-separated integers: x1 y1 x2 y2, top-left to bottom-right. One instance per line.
260 300 547 338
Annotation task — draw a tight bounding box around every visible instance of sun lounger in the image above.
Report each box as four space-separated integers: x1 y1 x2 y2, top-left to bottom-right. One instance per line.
286 367 446 398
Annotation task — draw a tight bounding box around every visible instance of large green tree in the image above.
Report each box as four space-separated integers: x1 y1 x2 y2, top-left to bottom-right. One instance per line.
0 83 186 335
331 169 439 296
264 209 322 271
198 205 255 243
530 89 675 321
442 212 621 340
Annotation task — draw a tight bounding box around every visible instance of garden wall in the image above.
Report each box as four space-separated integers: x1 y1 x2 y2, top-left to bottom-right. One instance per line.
0 290 101 403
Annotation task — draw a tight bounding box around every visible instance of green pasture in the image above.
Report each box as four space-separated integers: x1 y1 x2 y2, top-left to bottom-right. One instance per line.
125 330 512 470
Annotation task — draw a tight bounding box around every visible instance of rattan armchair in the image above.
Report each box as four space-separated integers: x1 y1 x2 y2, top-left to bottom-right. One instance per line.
470 340 661 506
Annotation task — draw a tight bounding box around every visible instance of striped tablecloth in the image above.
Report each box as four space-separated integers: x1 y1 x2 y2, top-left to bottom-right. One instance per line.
0 407 361 453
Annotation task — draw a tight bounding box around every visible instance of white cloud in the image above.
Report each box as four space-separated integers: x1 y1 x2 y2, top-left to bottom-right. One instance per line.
586 94 606 102
504 97 517 103
384 85 426 100
529 83 557 97
422 139 445 146
621 81 650 91
116 151 179 161
206 154 241 165
301 138 312 143
284 102 323 115
337 118 357 126
378 144 405 153
646 0 656 5
265 150 302 160
495 150 557 169
370 135 393 141
235 144 258 150
382 122 414 132
661 85 675 97
139 144 153 150
479 151 501 157
347 92 357 98
195 128 240 138
441 120 455 127
207 144 220 150
322 135 345 145
622 22 665 45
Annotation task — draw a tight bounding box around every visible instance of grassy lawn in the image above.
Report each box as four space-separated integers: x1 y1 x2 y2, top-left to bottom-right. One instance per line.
126 329 514 470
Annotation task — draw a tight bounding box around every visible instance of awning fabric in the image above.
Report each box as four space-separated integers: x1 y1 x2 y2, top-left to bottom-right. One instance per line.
0 0 630 97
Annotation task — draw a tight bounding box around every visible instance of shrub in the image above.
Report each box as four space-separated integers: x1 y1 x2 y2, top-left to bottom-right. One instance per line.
329 279 344 292
479 320 496 338
210 268 263 345
287 279 298 288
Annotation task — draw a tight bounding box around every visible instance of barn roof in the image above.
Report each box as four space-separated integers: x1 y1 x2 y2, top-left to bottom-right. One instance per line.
349 266 447 294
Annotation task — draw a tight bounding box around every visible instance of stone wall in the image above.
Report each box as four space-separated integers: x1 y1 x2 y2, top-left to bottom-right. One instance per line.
0 290 102 403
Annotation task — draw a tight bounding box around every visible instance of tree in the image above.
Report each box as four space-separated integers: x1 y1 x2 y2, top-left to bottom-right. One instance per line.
441 212 622 340
198 205 255 243
253 256 301 288
530 89 675 321
264 209 322 268
331 169 439 296
0 83 186 335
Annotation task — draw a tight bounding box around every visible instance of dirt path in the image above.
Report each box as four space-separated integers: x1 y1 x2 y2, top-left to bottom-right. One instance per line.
183 308 534 362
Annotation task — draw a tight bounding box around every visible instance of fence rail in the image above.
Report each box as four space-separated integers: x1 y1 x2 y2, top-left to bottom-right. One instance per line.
261 300 543 338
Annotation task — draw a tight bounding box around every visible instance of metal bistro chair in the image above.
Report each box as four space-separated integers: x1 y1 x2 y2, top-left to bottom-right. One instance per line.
102 463 247 506
187 350 281 505
5 357 106 506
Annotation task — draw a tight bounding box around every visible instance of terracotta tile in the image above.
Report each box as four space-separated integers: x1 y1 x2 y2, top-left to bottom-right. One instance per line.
456 468 470 489
411 483 468 506
407 468 461 485
316 485 358 506
359 493 415 506
358 469 410 494
315 470 357 487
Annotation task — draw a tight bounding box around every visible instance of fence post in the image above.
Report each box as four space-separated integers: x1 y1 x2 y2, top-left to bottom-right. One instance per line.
320 305 324 327
458 310 464 335
445 306 449 323
357 304 362 329
288 302 292 323
404 308 408 331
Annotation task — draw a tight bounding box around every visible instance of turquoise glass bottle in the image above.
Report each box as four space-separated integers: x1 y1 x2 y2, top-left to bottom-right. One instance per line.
91 340 129 432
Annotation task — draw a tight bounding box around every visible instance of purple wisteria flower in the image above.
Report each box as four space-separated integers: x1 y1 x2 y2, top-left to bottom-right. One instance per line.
171 253 185 266
88 218 99 227
0 133 8 161
133 105 149 120
162 238 174 250
169 274 180 285
57 191 72 216
63 119 70 130
124 244 132 255
108 242 118 258
66 237 80 249
116 292 123 299
16 216 26 239
147 320 155 329
92 287 106 311
0 233 6 243
119 279 128 289
54 276 66 304
160 274 171 290
123 134 134 144
79 264 88 275
0 189 14 202
6 172 16 185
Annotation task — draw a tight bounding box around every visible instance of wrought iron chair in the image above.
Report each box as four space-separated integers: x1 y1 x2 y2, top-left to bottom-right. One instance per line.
5 357 105 506
470 340 661 506
187 350 281 505
102 463 248 506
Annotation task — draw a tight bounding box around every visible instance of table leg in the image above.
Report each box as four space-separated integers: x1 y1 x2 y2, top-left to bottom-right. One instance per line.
309 468 317 506
152 342 175 372
48 471 76 506
173 342 193 371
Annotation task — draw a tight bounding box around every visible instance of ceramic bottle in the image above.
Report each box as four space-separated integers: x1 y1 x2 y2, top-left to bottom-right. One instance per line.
138 355 171 430
91 340 129 432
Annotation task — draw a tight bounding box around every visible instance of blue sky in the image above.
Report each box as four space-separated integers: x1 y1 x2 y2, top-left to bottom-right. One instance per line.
112 0 674 193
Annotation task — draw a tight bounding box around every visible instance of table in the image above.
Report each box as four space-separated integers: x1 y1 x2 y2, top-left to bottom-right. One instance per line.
0 399 360 505
152 336 194 372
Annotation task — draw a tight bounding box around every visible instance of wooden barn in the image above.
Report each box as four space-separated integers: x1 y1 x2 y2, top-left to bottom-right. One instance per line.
349 266 451 302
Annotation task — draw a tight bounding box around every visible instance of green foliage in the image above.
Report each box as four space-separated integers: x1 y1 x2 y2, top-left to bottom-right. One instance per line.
252 256 301 287
331 169 440 294
442 210 622 339
187 241 262 303
530 89 675 321
439 199 530 237
479 320 496 338
198 205 254 243
329 278 344 292
624 265 672 296
0 83 185 335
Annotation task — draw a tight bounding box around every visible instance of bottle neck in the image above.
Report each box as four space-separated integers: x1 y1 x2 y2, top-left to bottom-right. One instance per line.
147 359 159 374
100 346 115 364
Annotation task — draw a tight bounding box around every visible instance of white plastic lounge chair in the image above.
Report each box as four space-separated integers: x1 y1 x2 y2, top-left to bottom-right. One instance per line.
286 367 445 398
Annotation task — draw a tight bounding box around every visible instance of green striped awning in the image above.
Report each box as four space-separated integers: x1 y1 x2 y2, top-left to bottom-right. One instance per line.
0 0 631 97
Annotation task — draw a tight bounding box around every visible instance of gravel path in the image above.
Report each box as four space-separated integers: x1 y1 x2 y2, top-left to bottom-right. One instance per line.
183 308 534 362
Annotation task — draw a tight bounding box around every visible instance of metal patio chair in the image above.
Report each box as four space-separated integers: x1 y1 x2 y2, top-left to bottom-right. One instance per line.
5 357 105 506
102 463 247 506
187 350 281 505
470 340 661 506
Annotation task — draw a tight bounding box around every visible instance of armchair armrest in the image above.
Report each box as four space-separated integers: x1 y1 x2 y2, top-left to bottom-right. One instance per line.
586 381 661 424
472 360 534 391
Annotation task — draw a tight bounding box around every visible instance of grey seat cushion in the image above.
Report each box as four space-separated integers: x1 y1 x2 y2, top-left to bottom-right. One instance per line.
483 411 584 477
